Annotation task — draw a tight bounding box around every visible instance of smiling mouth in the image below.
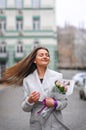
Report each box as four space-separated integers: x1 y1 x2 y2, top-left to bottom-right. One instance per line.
41 60 49 62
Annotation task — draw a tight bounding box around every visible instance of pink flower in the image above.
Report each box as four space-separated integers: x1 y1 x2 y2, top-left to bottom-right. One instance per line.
55 80 70 94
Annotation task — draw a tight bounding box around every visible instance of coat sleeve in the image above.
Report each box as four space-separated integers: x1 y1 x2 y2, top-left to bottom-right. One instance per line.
21 78 34 112
56 98 68 110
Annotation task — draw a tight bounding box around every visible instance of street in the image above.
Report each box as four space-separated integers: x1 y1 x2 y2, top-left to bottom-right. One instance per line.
0 84 86 130
63 86 86 130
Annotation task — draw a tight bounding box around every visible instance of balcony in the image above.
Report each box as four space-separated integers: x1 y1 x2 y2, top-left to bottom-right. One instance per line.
14 52 25 62
0 52 8 62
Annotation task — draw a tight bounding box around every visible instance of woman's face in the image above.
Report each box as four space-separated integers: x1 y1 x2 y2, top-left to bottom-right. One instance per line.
34 49 50 67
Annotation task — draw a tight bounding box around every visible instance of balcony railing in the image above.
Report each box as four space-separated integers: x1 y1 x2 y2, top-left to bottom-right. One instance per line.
0 52 8 62
14 52 25 62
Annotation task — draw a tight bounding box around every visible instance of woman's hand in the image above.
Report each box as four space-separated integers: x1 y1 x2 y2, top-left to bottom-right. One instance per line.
45 98 54 107
28 91 40 103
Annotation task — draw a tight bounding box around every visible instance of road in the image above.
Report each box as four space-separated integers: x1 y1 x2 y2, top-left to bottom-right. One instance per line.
63 86 86 130
0 86 30 130
0 85 86 130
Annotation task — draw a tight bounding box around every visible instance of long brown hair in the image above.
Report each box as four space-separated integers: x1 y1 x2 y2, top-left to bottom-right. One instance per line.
3 47 49 86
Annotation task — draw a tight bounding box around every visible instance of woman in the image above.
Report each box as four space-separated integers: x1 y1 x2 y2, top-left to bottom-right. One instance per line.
3 47 69 130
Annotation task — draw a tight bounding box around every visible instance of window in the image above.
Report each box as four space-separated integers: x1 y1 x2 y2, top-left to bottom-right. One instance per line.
33 16 40 30
0 0 6 8
16 17 23 31
16 41 23 53
0 41 7 76
15 0 22 9
33 40 39 48
0 17 6 32
14 41 24 62
32 0 40 8
0 41 6 53
0 63 6 78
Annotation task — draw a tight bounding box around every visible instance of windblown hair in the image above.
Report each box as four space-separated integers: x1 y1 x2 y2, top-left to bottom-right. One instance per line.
3 47 49 86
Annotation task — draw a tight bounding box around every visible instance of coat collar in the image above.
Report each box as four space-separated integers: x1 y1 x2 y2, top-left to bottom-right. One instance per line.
32 68 50 100
34 68 50 85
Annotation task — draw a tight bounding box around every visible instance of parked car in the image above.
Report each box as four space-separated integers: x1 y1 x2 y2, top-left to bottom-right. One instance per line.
72 72 86 86
72 72 86 100
79 78 86 100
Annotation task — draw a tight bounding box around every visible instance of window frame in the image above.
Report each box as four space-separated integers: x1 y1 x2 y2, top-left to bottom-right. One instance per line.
15 0 23 9
0 41 6 53
16 41 24 53
32 0 40 8
0 0 6 9
16 16 23 31
33 16 40 30
0 17 6 31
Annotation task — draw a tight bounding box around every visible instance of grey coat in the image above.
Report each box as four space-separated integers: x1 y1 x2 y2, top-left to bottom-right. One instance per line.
21 68 69 130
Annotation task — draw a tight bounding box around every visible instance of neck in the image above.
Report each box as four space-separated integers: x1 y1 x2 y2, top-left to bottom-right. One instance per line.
37 66 47 79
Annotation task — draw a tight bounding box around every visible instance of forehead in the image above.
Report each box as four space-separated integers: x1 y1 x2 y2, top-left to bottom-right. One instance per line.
37 49 48 54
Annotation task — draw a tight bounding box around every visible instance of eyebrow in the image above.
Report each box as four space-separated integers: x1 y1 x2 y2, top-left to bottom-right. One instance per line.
38 52 49 54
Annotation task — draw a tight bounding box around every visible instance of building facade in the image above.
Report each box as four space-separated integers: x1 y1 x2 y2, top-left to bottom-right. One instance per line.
0 0 57 78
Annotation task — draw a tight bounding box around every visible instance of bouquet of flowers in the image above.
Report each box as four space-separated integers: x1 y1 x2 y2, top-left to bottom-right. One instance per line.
37 79 74 119
54 80 70 94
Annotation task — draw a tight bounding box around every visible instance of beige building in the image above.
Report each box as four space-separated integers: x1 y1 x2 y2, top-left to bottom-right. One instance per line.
0 0 57 78
58 25 86 69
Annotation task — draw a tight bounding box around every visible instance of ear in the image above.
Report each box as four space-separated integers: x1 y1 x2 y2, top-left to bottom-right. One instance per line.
34 60 36 63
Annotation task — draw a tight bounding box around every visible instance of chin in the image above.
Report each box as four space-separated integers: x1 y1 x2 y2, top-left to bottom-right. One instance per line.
42 64 48 67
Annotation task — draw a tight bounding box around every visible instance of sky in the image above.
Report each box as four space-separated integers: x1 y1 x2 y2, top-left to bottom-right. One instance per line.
56 0 86 28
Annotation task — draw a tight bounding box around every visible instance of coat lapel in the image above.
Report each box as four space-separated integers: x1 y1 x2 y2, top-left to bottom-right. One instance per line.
34 70 47 100
34 69 52 100
32 68 62 101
